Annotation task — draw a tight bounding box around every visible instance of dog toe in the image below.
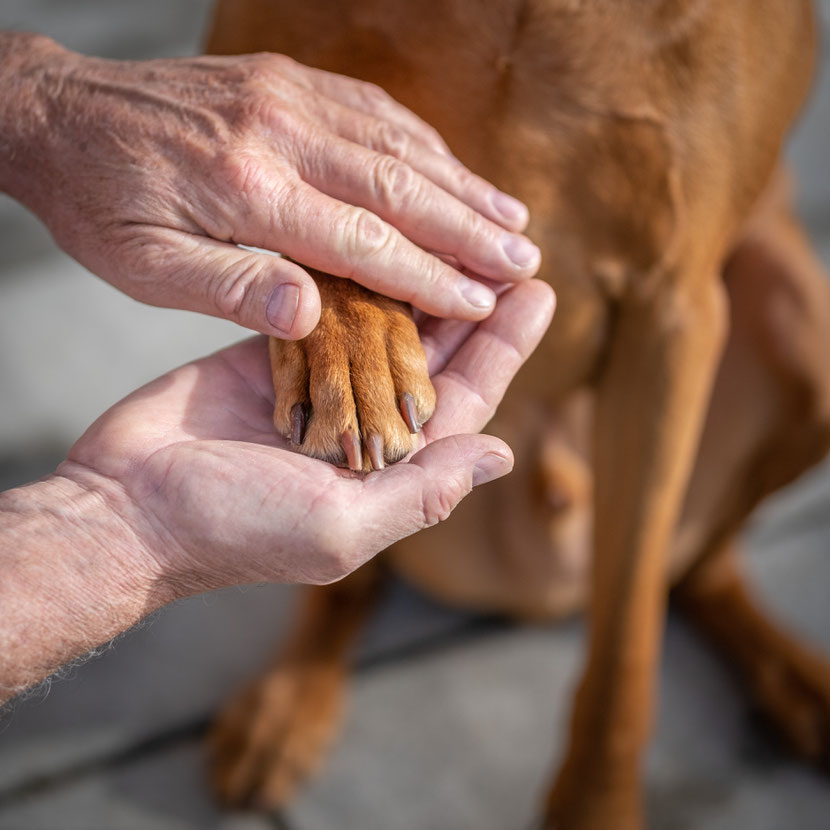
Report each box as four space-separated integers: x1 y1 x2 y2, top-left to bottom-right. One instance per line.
269 272 435 472
270 338 310 445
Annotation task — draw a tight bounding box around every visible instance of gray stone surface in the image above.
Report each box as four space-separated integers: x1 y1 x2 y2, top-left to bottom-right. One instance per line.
0 585 297 794
789 2 830 230
0 741 275 830
0 0 214 58
0 253 241 451
1 2 830 829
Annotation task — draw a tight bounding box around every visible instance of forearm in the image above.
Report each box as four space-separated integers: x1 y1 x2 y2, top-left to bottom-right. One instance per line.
0 468 172 703
0 31 67 205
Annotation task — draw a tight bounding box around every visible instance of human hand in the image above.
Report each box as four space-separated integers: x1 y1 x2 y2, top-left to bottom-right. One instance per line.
0 33 541 338
61 280 554 594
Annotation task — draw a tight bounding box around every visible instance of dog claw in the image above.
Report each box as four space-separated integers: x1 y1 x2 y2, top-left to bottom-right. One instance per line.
367 434 385 470
340 429 363 471
290 403 306 445
400 393 421 434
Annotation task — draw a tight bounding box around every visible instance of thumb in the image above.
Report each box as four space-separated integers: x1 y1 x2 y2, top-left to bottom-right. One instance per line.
355 434 513 554
126 230 322 339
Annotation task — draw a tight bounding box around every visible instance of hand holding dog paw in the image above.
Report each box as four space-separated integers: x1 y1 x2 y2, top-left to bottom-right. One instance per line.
63 280 554 592
0 32 540 338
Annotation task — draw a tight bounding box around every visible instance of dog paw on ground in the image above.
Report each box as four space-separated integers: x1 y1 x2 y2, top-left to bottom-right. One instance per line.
209 662 345 809
747 636 830 771
543 765 644 830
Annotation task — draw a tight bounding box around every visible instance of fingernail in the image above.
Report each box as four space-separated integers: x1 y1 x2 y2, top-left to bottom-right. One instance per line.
472 452 512 487
460 278 496 311
502 233 541 270
266 283 300 335
490 190 529 225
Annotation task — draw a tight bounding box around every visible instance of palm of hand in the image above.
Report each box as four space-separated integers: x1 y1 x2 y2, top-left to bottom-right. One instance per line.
66 282 553 589
70 338 368 586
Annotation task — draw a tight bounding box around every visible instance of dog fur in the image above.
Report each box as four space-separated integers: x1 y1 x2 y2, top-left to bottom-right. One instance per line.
205 2 830 827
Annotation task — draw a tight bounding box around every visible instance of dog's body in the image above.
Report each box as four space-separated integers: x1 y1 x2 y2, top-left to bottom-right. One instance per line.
206 2 830 826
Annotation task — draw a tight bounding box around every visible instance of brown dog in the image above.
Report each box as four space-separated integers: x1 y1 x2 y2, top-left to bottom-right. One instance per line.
205 2 830 827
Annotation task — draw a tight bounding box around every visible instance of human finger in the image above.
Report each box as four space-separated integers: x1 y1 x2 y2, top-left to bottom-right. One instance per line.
337 433 513 569
255 56 529 230
315 103 529 232
416 277 508 371
232 181 500 320
298 133 540 281
116 226 322 338
426 280 556 435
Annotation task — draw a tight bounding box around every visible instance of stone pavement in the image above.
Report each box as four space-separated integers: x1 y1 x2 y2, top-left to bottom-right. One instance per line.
1 2 830 828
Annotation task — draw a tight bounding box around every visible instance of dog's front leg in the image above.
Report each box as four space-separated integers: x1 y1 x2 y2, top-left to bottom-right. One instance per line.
544 273 728 830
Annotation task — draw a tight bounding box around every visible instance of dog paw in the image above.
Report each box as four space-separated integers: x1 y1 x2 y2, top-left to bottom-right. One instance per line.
270 271 436 471
748 639 830 771
209 663 344 809
543 761 644 830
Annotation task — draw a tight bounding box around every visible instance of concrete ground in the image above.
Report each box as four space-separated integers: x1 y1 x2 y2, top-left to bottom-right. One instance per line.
1 2 830 828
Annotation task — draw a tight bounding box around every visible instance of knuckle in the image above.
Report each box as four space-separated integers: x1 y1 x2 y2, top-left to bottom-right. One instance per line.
261 101 304 138
243 51 287 84
107 229 164 299
231 64 274 116
257 51 295 75
232 59 305 135
420 479 468 527
212 256 261 320
345 207 393 261
372 155 419 212
217 152 267 199
449 164 483 200
377 122 410 158
416 254 447 294
461 208 493 250
358 81 394 111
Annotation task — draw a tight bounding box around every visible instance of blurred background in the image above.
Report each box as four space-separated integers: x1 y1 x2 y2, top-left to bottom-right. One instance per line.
1 2 830 828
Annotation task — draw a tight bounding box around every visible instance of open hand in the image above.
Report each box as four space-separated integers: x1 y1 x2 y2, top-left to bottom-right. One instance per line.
62 280 554 594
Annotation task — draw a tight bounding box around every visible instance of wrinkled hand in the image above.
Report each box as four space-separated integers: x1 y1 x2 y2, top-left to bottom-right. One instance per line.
1 34 541 337
61 281 554 593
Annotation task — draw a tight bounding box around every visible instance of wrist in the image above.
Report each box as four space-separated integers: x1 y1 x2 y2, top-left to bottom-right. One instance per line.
0 32 72 204
53 460 183 605
0 466 177 700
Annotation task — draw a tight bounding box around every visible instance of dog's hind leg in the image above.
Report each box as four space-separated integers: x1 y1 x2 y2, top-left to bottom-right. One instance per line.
677 541 830 771
672 182 830 771
672 170 830 581
209 563 383 809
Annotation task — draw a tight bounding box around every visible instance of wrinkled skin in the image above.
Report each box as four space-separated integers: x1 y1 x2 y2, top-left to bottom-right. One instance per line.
0 33 540 339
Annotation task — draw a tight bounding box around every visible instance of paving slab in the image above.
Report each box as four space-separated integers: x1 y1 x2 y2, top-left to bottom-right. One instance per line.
0 741 275 830
0 0 213 59
0 253 242 450
0 570 474 797
0 584 298 794
789 1 830 229
286 623 581 830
